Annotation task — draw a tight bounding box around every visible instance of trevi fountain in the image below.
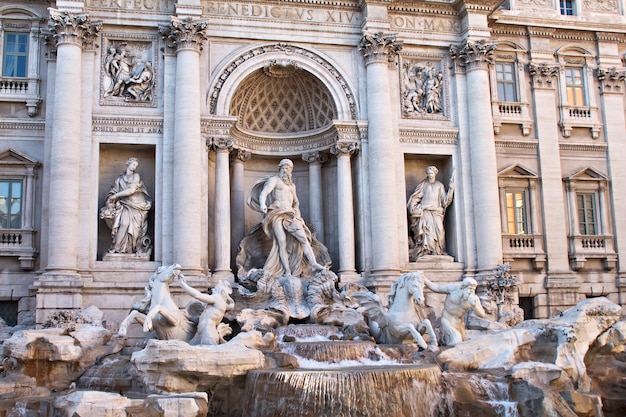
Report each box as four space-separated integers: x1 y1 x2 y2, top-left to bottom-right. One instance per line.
0 158 625 417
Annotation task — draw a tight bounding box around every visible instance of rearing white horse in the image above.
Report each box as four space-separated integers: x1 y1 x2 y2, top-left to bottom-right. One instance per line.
352 271 438 351
118 263 197 341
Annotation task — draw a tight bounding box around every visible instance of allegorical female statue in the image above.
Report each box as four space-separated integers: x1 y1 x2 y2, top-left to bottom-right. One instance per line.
100 157 152 256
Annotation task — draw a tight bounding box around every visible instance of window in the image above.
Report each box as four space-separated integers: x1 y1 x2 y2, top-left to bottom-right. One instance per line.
577 193 596 235
2 32 28 77
505 190 527 234
0 180 22 229
496 62 517 102
560 0 575 15
565 67 585 106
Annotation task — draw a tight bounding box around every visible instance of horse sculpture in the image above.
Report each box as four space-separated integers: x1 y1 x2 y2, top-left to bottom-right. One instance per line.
352 271 439 351
118 263 197 341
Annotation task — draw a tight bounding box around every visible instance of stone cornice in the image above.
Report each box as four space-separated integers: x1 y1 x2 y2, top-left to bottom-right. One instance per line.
388 2 456 16
48 9 101 48
0 120 45 133
490 25 528 37
455 0 506 14
559 143 608 153
91 116 163 133
450 38 496 70
494 140 538 150
359 32 403 65
159 16 207 52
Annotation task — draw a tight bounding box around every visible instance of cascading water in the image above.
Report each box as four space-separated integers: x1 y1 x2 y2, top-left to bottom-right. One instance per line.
243 364 451 417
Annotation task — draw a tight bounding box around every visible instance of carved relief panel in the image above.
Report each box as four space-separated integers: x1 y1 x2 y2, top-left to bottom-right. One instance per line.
100 34 158 107
399 56 448 120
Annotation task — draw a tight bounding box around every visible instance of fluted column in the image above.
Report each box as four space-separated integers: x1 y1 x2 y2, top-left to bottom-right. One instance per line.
331 141 359 281
210 138 233 282
44 9 100 277
231 149 251 268
450 39 502 273
160 17 207 276
359 32 403 284
302 151 327 241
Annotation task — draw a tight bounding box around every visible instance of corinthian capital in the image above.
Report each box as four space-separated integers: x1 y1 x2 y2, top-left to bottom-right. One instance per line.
159 16 208 52
359 32 403 65
208 137 233 152
450 39 495 70
48 9 101 47
302 151 328 165
597 67 626 94
331 141 360 156
528 62 560 89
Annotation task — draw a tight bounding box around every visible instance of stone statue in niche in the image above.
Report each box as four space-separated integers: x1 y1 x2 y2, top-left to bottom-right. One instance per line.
103 43 154 102
100 157 152 258
401 61 443 116
407 165 454 260
245 158 326 277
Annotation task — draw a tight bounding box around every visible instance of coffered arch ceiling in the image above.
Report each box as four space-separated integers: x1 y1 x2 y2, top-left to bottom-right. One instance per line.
230 61 337 136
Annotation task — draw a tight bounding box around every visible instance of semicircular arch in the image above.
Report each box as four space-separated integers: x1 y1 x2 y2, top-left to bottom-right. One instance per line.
207 43 358 121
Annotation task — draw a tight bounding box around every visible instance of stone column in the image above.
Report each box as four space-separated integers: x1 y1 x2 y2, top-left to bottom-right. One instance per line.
450 39 502 274
231 149 251 268
331 141 359 281
359 32 403 285
596 67 626 299
44 9 100 277
210 138 234 282
160 17 207 277
529 62 579 316
302 151 327 241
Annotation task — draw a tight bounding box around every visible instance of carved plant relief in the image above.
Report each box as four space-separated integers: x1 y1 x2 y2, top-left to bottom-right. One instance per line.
401 59 444 118
102 40 155 104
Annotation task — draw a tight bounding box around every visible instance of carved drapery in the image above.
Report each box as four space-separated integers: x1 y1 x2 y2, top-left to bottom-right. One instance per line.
159 16 207 52
48 9 101 47
359 32 403 66
596 67 626 94
449 39 495 71
528 63 560 89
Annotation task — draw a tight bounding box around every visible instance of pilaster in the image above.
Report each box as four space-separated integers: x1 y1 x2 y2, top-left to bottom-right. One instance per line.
597 67 626 302
529 62 579 315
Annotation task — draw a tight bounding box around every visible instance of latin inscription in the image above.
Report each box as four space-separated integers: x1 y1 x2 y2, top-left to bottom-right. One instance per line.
206 2 359 23
391 16 460 33
93 125 162 134
87 0 173 11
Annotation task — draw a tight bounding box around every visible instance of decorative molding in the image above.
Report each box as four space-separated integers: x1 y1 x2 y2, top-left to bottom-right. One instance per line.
209 43 357 120
494 140 538 150
48 9 101 48
559 143 608 153
91 116 163 134
330 140 360 156
596 67 626 94
359 32 403 66
0 120 45 133
302 151 328 165
231 148 252 163
583 0 618 13
449 39 495 70
159 16 207 52
208 137 234 152
399 127 458 145
399 57 448 120
528 62 560 89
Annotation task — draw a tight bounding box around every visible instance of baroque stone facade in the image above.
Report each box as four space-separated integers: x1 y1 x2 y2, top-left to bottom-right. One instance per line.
1 0 626 328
